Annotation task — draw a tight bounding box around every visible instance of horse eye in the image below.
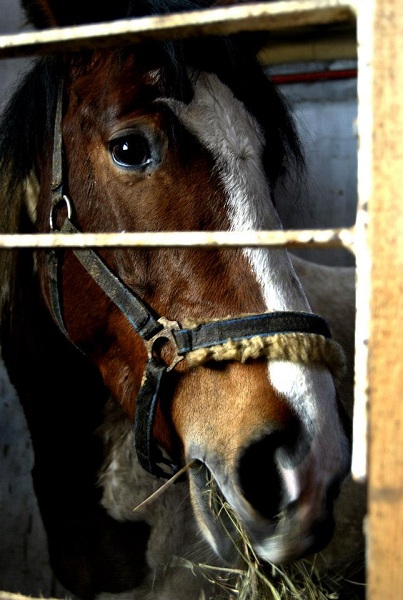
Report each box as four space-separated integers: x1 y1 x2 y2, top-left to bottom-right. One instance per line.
109 134 152 169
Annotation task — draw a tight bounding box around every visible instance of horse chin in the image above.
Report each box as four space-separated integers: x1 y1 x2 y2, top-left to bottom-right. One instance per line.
188 461 336 567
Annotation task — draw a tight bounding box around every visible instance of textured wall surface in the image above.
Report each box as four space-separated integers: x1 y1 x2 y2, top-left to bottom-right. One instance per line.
273 60 357 266
0 0 29 110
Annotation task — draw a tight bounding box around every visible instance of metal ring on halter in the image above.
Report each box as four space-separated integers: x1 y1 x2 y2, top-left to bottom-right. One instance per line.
144 316 185 372
49 194 73 232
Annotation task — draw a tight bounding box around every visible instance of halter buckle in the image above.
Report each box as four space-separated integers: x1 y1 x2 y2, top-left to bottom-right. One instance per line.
49 194 73 232
144 317 184 371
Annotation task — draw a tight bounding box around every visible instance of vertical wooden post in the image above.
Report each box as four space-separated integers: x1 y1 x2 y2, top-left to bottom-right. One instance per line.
358 0 403 596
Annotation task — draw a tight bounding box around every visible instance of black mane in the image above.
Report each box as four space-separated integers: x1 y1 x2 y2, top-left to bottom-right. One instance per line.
0 57 60 195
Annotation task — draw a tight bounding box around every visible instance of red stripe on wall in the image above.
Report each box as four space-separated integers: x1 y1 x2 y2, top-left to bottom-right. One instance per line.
270 69 357 85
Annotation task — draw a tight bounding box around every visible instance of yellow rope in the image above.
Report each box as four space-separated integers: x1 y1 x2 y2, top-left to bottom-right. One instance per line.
183 329 346 379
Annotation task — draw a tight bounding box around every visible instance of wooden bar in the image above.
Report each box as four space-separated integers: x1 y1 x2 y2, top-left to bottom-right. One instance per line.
363 0 403 597
0 227 355 250
351 0 372 482
0 0 356 59
0 594 59 600
258 31 357 65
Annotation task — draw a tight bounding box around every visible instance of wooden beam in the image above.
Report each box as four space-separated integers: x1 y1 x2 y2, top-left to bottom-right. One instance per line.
0 1 356 59
359 0 403 596
258 31 356 65
0 594 59 600
0 228 355 250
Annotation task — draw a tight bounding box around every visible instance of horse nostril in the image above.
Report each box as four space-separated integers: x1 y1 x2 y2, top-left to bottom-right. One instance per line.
238 431 288 520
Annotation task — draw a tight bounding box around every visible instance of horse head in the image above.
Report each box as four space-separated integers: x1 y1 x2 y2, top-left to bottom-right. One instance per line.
0 0 352 593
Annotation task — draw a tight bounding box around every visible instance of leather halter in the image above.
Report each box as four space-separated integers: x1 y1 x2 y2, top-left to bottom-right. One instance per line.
47 83 333 479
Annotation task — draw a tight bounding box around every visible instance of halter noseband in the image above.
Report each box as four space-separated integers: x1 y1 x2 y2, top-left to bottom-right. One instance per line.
47 83 343 479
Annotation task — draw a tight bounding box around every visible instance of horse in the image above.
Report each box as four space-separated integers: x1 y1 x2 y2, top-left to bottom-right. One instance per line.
0 0 366 598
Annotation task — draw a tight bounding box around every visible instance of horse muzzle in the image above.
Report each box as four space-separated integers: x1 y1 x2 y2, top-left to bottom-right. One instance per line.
185 421 349 566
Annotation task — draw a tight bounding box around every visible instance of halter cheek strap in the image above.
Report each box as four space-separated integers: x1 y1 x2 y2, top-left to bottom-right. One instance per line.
47 204 342 479
47 82 345 480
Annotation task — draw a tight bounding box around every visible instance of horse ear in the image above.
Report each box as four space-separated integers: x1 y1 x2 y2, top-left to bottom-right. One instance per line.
21 0 129 28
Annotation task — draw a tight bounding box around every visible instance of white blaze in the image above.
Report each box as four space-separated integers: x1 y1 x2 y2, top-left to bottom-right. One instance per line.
162 72 347 466
162 72 309 312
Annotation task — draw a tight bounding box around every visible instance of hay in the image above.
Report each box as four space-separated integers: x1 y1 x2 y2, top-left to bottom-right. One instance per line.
174 477 362 600
132 460 198 511
129 451 363 598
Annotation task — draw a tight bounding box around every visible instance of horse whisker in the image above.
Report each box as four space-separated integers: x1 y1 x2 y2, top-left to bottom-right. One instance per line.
132 459 198 512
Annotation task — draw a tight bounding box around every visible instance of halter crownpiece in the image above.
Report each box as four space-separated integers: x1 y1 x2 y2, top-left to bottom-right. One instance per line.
47 82 346 479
